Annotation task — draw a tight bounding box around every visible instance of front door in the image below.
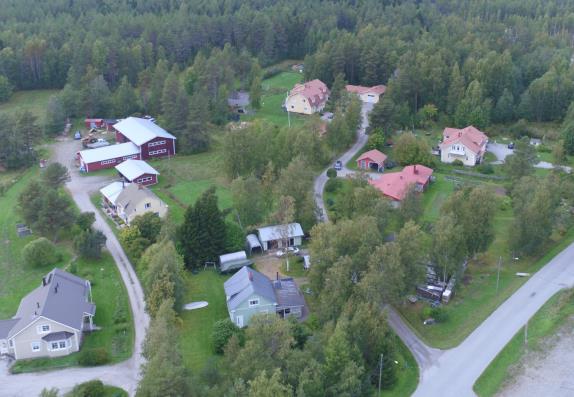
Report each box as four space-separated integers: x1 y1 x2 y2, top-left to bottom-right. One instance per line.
236 315 244 328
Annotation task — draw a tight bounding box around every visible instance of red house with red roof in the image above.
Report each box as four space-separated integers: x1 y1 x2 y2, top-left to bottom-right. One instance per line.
357 149 387 171
369 164 433 203
346 84 386 104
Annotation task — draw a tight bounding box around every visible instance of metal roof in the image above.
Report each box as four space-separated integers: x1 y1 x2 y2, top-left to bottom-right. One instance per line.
257 223 304 243
8 268 95 338
115 183 163 210
115 159 159 181
99 181 126 205
114 117 176 146
273 278 306 310
79 142 139 164
246 234 262 248
224 267 276 311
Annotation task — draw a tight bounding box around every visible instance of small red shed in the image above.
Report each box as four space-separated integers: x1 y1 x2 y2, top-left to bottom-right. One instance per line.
115 159 160 186
357 149 387 171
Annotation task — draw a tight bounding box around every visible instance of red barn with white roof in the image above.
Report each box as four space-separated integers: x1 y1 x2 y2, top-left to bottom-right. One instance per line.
114 117 176 159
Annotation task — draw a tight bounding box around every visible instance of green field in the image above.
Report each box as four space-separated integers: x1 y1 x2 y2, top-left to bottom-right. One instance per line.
243 72 308 127
473 288 574 397
179 270 230 371
0 168 133 373
380 334 419 397
0 89 58 122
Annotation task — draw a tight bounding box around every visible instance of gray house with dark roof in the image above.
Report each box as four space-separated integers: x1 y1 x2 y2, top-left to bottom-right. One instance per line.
223 267 305 328
0 268 95 360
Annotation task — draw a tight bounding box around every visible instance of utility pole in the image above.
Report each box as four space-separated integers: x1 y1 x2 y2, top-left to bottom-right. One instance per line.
378 353 383 395
496 256 502 294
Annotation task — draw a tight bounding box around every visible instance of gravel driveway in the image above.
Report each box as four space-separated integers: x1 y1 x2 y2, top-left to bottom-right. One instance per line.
487 142 514 162
0 138 149 397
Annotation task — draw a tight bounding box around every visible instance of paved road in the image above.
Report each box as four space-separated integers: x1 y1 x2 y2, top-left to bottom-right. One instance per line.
413 240 574 396
487 142 571 172
313 102 374 221
0 138 149 397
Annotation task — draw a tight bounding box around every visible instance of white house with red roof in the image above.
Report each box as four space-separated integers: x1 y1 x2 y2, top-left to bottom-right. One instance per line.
285 79 329 115
357 149 387 171
439 126 488 167
345 84 386 104
369 164 433 203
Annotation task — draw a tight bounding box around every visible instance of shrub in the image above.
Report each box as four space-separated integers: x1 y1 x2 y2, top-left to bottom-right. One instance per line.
421 306 433 320
212 319 242 354
112 298 128 325
69 380 105 397
431 307 449 323
476 163 494 174
22 237 60 267
78 347 110 366
537 144 551 153
324 178 341 193
326 168 337 178
451 159 464 167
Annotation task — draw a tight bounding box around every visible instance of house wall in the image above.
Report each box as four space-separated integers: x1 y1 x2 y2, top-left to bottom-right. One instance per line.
115 131 127 143
125 173 158 186
259 236 302 251
359 92 380 103
140 137 175 160
118 195 168 225
285 93 328 115
357 157 383 170
10 317 80 360
440 144 478 167
81 153 141 173
229 293 276 328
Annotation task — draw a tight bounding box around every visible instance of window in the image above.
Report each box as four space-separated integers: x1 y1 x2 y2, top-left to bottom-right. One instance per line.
122 155 138 161
249 299 259 307
101 159 116 165
148 140 166 147
284 308 291 314
9 340 13 347
144 202 151 209
50 340 68 351
137 176 153 183
31 342 41 352
37 324 50 334
149 149 167 156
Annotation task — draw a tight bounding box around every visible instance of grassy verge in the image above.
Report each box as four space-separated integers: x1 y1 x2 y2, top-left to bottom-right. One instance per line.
280 256 308 277
11 253 135 373
179 269 230 372
473 288 574 397
398 226 574 348
380 333 419 397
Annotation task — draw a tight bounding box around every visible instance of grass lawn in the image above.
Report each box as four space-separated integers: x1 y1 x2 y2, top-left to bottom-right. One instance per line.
0 89 58 122
421 173 455 222
179 269 230 372
380 333 419 397
280 256 308 277
473 288 574 397
243 72 308 127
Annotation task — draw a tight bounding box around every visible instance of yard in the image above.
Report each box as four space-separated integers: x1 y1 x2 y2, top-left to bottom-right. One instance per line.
473 288 574 397
0 168 134 373
179 270 230 371
242 72 308 127
0 89 58 122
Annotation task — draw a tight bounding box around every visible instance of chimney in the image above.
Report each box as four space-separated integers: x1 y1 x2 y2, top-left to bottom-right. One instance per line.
276 272 279 281
54 283 59 294
36 302 40 309
414 165 418 174
248 272 253 282
42 277 46 287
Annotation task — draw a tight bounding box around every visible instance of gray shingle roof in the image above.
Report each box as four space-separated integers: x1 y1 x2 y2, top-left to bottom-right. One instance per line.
42 331 74 342
7 268 95 338
274 278 305 310
224 267 276 311
0 319 19 339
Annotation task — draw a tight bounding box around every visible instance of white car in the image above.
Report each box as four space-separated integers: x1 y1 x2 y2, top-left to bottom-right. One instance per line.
276 247 300 257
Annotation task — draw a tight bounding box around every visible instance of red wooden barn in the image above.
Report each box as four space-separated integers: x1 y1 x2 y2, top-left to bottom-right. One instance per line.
115 159 160 186
85 118 105 129
78 142 141 172
114 117 176 160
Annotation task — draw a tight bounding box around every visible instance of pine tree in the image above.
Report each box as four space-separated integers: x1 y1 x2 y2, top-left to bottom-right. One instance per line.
181 90 209 154
113 76 139 117
250 75 262 110
447 63 465 116
44 95 66 136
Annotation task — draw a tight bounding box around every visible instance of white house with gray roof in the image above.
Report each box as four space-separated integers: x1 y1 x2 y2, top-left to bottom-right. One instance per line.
0 268 95 360
256 223 304 251
223 267 305 328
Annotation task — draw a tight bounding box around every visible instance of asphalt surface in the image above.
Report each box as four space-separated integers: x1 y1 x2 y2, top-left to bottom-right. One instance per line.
0 137 149 397
413 240 574 396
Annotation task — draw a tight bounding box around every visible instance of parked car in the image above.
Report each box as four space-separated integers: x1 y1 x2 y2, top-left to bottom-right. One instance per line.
507 142 515 149
86 138 110 149
334 160 342 171
74 131 82 140
276 247 300 257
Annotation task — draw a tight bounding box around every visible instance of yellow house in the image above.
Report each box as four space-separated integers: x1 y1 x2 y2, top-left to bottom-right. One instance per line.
285 79 329 115
101 182 168 225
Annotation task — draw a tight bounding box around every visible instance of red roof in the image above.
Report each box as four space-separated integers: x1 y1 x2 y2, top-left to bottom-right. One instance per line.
357 149 387 165
369 164 433 201
440 126 488 155
290 79 329 107
346 84 386 96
